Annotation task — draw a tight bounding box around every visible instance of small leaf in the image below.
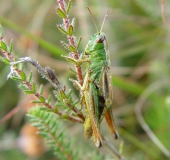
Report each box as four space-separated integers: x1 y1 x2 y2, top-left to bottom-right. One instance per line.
24 90 35 94
20 71 26 81
73 99 79 105
19 84 28 90
28 72 32 83
76 37 82 49
31 100 42 103
37 132 46 137
68 25 73 36
59 90 66 99
56 8 67 18
119 141 124 155
32 123 40 127
66 0 73 14
0 56 11 64
57 25 68 35
60 41 69 50
0 25 4 38
71 18 76 28
54 106 59 113
56 102 65 107
0 41 7 51
39 107 48 111
47 95 51 104
68 67 76 74
61 114 69 119
9 40 13 54
19 62 25 71
68 45 76 52
11 76 22 81
32 83 37 92
39 96 45 103
66 89 72 98
39 84 43 95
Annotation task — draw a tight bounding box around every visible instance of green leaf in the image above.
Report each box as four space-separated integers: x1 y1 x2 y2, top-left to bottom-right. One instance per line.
72 99 79 105
24 90 35 94
68 45 76 52
38 131 47 137
71 18 76 28
10 76 22 81
31 100 42 103
19 62 24 71
28 72 32 83
0 56 11 64
0 41 7 51
57 25 68 35
66 89 72 98
32 83 37 92
39 84 43 95
32 123 40 127
47 95 51 103
59 90 66 99
9 40 13 54
20 71 26 81
76 37 82 49
39 96 45 103
68 25 73 36
19 84 29 90
66 0 73 14
68 67 76 74
56 8 67 18
0 24 4 38
60 41 69 50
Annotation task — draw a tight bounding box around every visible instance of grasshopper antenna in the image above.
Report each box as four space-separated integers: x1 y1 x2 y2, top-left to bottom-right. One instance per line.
100 9 109 33
87 7 99 33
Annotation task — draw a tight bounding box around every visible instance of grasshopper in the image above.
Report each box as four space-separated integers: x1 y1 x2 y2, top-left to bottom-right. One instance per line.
68 8 118 148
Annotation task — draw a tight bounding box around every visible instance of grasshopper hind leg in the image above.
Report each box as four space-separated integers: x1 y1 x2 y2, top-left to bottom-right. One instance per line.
105 107 119 139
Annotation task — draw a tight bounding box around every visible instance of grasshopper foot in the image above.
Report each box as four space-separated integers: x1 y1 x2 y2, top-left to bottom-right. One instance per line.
114 131 119 140
95 139 103 148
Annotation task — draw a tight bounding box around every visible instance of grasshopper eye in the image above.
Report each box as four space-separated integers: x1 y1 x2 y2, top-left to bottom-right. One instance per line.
96 35 105 43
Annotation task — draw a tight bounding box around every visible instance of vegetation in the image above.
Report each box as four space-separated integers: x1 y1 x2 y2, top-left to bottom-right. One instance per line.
0 0 170 160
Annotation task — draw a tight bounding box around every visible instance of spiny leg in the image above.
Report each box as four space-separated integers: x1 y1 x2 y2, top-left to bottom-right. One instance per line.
84 83 103 148
105 107 119 139
84 114 93 139
98 66 119 139
69 71 90 91
62 55 90 66
70 72 103 147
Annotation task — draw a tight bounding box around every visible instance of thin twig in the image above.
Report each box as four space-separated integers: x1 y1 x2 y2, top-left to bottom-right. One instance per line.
135 79 170 158
103 136 126 160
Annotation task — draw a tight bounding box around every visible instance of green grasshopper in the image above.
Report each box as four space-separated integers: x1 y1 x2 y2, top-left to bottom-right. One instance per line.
68 8 118 148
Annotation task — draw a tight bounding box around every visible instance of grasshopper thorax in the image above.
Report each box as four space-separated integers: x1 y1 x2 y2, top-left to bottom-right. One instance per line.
85 32 106 54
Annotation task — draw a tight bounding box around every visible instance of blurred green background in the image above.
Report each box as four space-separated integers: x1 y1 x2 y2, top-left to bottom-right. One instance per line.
0 0 170 159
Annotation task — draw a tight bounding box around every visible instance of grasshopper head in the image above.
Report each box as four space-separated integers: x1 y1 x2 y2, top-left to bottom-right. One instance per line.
85 32 106 54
